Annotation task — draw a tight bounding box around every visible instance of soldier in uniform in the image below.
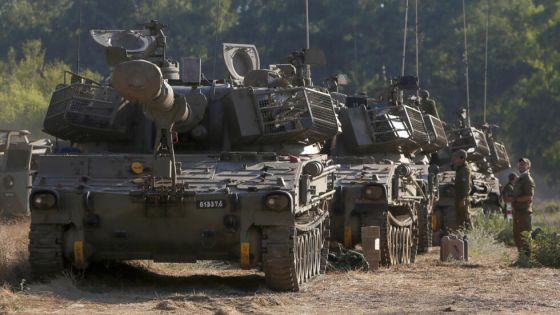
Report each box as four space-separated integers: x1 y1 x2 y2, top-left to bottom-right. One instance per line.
512 157 535 256
419 90 440 119
457 108 468 128
500 173 518 219
452 149 472 229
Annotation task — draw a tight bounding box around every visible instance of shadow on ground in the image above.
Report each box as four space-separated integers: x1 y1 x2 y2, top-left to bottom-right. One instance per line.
29 261 267 305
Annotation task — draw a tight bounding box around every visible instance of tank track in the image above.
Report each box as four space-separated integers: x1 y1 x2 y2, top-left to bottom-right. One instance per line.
417 203 432 253
363 211 416 266
28 224 65 278
262 210 329 291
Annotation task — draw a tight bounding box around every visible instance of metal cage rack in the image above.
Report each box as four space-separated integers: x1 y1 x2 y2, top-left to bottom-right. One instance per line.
448 127 490 161
421 114 448 153
488 140 510 171
43 79 130 142
369 105 430 152
252 87 339 144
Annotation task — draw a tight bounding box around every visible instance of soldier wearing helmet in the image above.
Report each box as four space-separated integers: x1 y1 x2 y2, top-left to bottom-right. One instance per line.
512 157 535 256
419 89 440 119
452 149 472 229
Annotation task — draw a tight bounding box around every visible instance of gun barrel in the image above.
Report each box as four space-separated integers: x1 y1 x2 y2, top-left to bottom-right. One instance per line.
113 60 174 111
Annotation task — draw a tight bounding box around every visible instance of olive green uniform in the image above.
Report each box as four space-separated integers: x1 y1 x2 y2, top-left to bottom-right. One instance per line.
420 99 439 119
512 172 535 255
454 163 472 229
500 182 514 217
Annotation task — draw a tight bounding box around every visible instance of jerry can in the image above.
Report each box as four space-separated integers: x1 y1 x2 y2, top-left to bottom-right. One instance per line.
440 235 468 261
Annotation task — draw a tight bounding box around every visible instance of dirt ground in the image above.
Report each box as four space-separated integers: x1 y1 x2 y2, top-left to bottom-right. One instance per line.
1 220 560 315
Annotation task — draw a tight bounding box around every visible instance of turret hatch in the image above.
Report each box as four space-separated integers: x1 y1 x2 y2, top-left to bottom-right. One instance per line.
222 43 260 83
90 29 157 56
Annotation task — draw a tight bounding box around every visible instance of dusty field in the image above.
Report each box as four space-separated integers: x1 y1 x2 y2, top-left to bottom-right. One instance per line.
1 220 560 314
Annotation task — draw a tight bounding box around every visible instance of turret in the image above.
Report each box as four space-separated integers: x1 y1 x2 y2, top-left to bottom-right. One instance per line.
332 76 447 158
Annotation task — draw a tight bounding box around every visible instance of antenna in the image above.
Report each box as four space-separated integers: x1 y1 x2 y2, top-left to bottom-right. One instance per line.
212 0 222 79
382 64 387 87
353 23 358 67
462 0 471 127
415 0 419 91
380 3 387 87
401 0 409 76
483 0 489 125
75 0 82 74
305 0 310 49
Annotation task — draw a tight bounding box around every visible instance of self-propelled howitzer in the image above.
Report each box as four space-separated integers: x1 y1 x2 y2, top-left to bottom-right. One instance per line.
326 76 446 264
29 21 338 291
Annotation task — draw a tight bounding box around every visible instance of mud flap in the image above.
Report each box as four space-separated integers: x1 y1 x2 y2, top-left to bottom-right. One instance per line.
240 242 250 269
361 226 381 270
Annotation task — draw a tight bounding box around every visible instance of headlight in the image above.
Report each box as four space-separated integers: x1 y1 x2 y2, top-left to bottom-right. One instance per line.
363 185 385 200
31 192 57 210
264 193 291 211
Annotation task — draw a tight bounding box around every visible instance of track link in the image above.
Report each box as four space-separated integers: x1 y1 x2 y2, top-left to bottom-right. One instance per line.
28 224 65 278
262 212 329 291
363 211 416 266
417 203 432 253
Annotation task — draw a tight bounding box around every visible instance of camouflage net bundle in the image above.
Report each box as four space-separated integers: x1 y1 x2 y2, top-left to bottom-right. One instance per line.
326 243 369 272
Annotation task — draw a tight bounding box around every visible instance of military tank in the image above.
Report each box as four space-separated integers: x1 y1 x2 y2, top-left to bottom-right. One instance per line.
0 129 51 217
432 115 509 243
29 21 339 291
326 76 446 264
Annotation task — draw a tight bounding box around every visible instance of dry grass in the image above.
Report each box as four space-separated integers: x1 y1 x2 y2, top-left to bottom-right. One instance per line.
534 201 560 233
0 249 558 313
0 216 559 313
460 214 512 263
0 218 30 286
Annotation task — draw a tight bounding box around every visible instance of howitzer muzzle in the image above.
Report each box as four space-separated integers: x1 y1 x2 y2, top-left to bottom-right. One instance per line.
112 60 174 111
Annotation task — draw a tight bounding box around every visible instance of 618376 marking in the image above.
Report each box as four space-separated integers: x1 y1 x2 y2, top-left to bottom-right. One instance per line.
197 200 226 209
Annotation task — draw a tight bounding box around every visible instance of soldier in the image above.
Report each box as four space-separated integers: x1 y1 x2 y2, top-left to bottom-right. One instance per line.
452 149 472 229
457 108 468 128
512 157 535 256
500 173 518 219
419 89 440 119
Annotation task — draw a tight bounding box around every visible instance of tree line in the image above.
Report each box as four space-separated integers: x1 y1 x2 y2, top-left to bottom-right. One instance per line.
0 0 558 189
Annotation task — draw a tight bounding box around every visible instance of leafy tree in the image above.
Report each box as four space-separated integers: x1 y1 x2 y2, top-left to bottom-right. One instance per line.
0 0 559 188
0 40 97 134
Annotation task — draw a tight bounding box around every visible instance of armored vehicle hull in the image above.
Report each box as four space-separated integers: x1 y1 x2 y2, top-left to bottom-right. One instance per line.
30 22 340 291
30 152 334 291
330 158 420 265
0 130 51 217
327 86 444 265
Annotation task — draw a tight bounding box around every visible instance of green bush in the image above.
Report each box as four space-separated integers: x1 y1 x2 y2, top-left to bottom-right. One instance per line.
524 230 560 268
0 40 99 136
471 213 514 246
533 232 560 266
454 213 511 261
